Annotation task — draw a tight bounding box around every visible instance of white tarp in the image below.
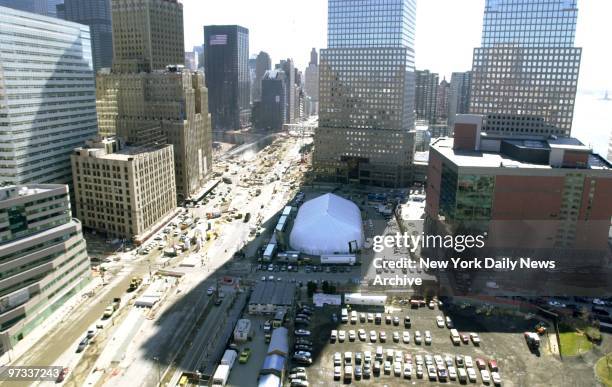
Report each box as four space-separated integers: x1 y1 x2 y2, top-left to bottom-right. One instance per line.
290 193 364 255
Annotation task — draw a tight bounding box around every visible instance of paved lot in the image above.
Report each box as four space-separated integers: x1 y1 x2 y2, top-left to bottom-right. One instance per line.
293 302 601 387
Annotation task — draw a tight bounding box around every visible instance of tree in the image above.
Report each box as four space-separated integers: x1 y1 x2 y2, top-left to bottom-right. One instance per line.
307 281 317 298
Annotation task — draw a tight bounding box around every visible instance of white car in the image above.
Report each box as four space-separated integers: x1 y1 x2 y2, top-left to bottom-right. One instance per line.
402 331 410 343
403 364 413 379
379 331 387 342
447 366 457 380
481 369 491 384
338 330 346 342
363 351 372 363
207 287 215 296
333 366 342 380
445 316 454 328
424 330 432 345
333 352 342 366
445 355 454 367
467 367 477 382
434 355 444 368
392 331 400 342
424 354 433 366
369 330 377 342
367 313 374 322
394 351 403 363
394 362 402 376
416 364 424 379
465 355 474 368
348 330 356 341
427 365 437 381
415 355 424 366
491 371 502 385
436 316 445 328
358 329 366 341
414 330 422 344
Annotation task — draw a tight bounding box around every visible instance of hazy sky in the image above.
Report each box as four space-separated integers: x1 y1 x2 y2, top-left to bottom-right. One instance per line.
183 0 612 93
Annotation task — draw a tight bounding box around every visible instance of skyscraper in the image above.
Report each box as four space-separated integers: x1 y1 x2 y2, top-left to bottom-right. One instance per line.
277 59 296 124
305 48 319 115
469 0 581 137
0 0 60 16
415 70 439 124
314 0 417 187
309 47 318 66
447 71 472 128
62 0 113 73
111 0 184 73
253 51 271 102
254 69 287 131
0 184 90 356
96 0 213 202
0 6 97 186
204 25 251 131
436 78 450 121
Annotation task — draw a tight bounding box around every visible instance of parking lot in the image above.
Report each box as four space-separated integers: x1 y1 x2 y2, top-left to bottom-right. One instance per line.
290 300 598 386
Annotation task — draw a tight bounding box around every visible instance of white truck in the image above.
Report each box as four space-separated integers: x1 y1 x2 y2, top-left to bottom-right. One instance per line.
212 364 230 386
220 349 238 369
321 254 356 266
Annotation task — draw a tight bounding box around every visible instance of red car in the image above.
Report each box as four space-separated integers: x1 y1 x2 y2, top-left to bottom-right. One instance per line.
476 358 487 370
488 359 498 371
56 367 69 383
460 334 470 344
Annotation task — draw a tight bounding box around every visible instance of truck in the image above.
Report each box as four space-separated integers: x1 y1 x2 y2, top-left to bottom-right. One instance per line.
450 329 461 345
320 254 356 266
220 349 238 369
524 332 541 350
211 364 230 386
128 276 142 292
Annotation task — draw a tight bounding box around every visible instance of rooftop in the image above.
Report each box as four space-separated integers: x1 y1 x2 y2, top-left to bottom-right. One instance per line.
249 281 295 307
0 185 65 202
432 137 611 171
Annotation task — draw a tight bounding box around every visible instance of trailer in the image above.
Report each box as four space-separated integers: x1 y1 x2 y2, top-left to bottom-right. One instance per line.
263 243 277 261
220 349 238 369
344 293 387 307
320 254 356 265
211 364 230 386
233 319 253 342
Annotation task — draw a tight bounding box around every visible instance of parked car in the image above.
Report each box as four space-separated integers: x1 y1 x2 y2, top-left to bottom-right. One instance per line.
436 316 445 328
402 331 410 343
294 329 311 337
76 337 89 353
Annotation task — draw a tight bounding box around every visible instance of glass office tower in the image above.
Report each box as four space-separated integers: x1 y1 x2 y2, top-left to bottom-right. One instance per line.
314 0 417 187
470 0 581 137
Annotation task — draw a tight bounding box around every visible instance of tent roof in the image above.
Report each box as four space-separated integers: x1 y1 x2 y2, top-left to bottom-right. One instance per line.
289 193 364 255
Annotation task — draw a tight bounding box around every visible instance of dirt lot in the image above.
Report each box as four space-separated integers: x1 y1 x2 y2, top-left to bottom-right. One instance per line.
291 302 602 387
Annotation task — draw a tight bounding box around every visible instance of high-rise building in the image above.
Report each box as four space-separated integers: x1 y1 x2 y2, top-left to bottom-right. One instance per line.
96 68 213 202
0 6 97 186
608 129 612 162
72 138 176 242
253 70 287 131
204 25 250 131
193 45 204 69
185 51 198 71
248 57 257 104
0 0 60 16
469 0 581 137
415 70 439 124
436 78 450 121
111 0 184 73
0 184 90 355
447 71 472 129
309 47 318 66
253 51 271 103
314 0 417 187
277 59 296 124
61 0 113 73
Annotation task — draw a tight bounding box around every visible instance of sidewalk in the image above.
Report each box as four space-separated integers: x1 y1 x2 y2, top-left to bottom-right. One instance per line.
1 275 103 365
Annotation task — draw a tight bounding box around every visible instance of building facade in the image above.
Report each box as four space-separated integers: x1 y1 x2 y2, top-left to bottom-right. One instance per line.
0 7 97 186
469 0 581 137
72 138 176 242
436 78 450 122
0 0 60 16
96 68 213 201
0 185 89 355
204 25 251 131
253 51 271 103
305 48 319 115
254 70 286 131
277 59 296 124
415 70 439 124
111 0 184 73
447 71 472 129
314 0 417 187
62 0 113 73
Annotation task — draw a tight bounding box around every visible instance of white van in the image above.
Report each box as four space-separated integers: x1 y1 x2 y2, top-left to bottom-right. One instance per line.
341 308 349 323
449 328 461 345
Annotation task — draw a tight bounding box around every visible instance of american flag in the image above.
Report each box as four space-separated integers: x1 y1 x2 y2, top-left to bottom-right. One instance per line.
210 34 228 45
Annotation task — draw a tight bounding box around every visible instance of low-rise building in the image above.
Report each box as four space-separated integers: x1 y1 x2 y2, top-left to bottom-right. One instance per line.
0 185 90 356
248 282 295 315
233 318 252 342
71 138 177 244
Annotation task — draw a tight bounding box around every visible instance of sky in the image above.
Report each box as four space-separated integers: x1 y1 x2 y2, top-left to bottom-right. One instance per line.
182 0 612 94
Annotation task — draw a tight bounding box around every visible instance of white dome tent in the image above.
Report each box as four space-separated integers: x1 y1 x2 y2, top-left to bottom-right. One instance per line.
289 193 364 255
